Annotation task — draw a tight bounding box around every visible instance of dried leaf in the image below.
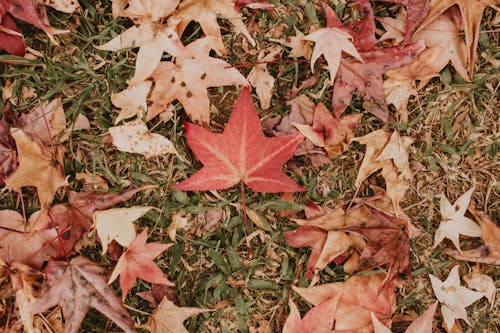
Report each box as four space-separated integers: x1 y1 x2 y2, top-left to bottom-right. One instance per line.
282 294 341 333
371 301 437 333
247 48 281 110
111 80 153 124
463 269 496 308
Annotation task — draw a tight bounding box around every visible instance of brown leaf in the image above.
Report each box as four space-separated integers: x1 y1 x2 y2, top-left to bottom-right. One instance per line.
145 297 210 333
33 257 136 333
5 128 67 209
444 207 500 265
293 273 397 332
247 48 281 110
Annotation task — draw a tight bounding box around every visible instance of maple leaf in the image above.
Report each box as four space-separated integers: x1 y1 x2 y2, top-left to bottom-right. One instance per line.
108 119 179 158
293 103 361 158
343 208 411 292
148 36 249 126
0 209 57 267
332 42 424 121
111 80 152 124
0 106 17 184
145 297 210 333
96 21 185 85
94 206 154 254
378 9 407 44
33 257 137 333
270 26 312 59
371 301 438 333
444 206 500 265
109 228 173 299
115 0 180 22
247 48 281 110
304 23 363 82
5 128 67 210
417 0 497 76
41 0 80 13
352 130 414 212
0 14 25 56
282 294 341 333
293 273 396 333
171 0 256 56
379 0 430 41
429 265 484 330
32 187 151 259
463 268 496 308
172 87 304 193
433 187 482 250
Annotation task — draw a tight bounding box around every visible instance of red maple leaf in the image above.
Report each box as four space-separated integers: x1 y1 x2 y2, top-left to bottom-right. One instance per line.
109 228 173 299
172 88 304 193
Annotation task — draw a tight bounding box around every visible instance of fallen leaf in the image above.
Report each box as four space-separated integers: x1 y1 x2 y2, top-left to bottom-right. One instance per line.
5 128 67 209
108 119 179 158
293 103 361 157
247 48 281 110
463 269 496 309
429 265 484 330
304 23 363 82
282 294 341 333
32 187 151 260
138 283 175 308
444 207 500 265
148 36 248 125
417 0 497 77
270 26 312 59
352 130 413 212
145 297 210 333
109 228 173 299
293 273 396 332
379 0 430 41
167 211 189 241
378 9 406 44
111 80 153 124
75 171 109 191
96 21 185 85
33 257 137 333
94 206 154 254
0 106 17 184
0 14 25 56
42 0 79 13
172 87 304 193
433 187 482 250
116 0 179 22
371 301 438 333
172 0 256 56
343 208 411 292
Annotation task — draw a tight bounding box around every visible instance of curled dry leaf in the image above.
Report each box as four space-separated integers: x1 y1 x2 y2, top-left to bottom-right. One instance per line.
293 273 396 333
168 211 189 241
282 294 341 333
444 207 500 265
111 80 153 124
429 265 484 330
352 130 413 212
108 119 179 158
270 26 312 59
379 0 430 41
172 87 304 193
94 206 154 254
247 48 281 110
145 297 210 333
5 128 67 210
108 228 173 299
433 187 482 250
463 269 496 309
148 36 249 126
293 102 361 158
34 257 137 333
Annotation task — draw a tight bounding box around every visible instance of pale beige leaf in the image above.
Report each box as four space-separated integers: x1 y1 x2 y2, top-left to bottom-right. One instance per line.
168 211 189 241
94 206 154 254
43 0 80 13
270 26 312 59
111 81 153 124
145 297 210 333
433 187 482 250
429 266 483 330
108 119 179 158
463 271 496 308
247 49 281 110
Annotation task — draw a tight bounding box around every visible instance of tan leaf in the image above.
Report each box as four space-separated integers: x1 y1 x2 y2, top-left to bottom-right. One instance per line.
433 187 482 250
282 294 341 333
42 0 80 13
270 26 312 59
94 206 154 254
111 81 153 124
378 9 406 44
463 269 496 308
167 211 189 241
145 297 210 333
371 301 437 333
429 265 484 330
108 119 179 158
247 49 281 110
293 273 396 332
5 129 67 209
